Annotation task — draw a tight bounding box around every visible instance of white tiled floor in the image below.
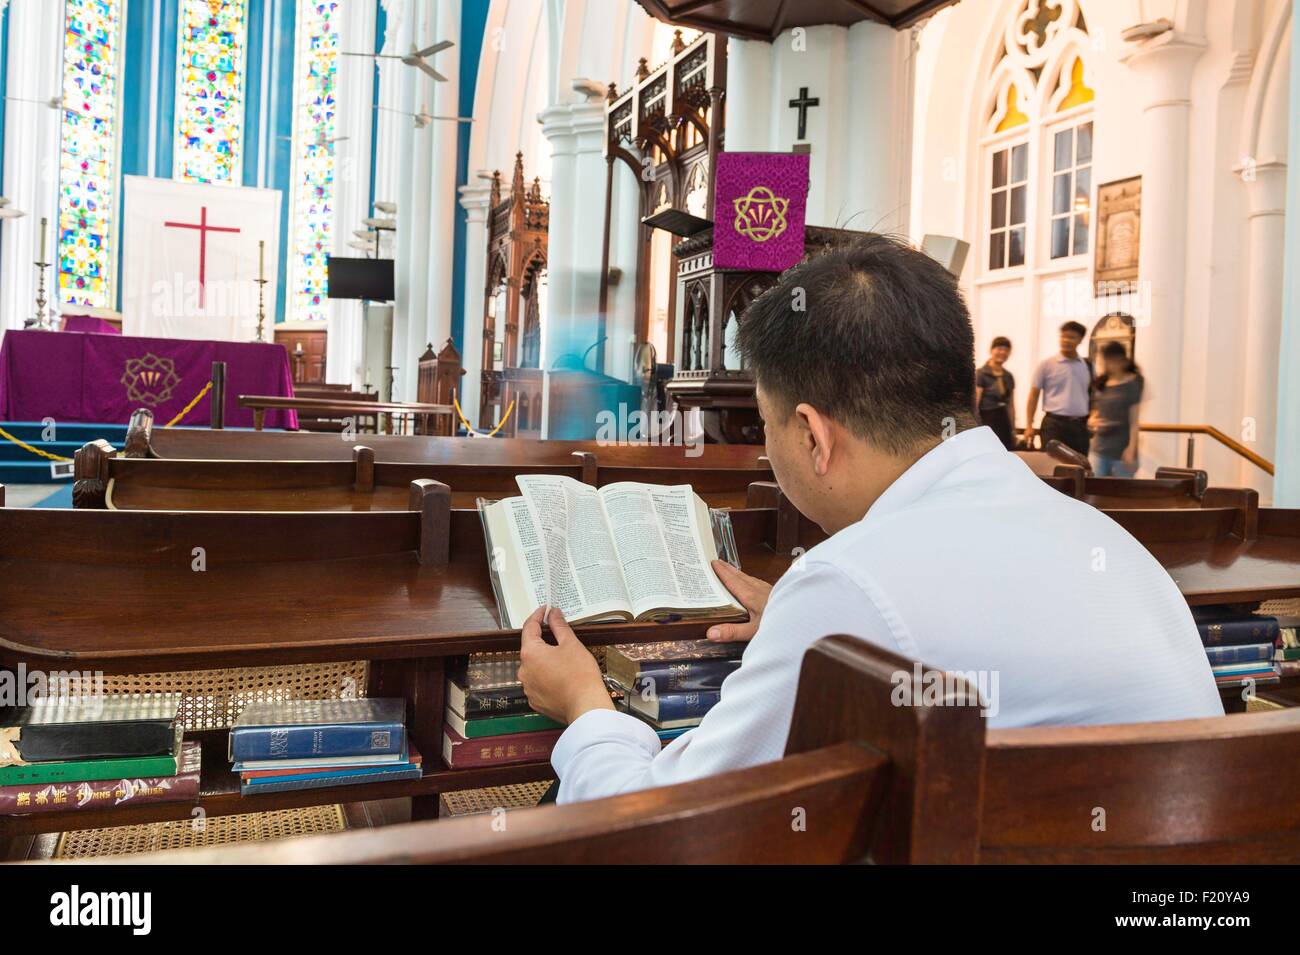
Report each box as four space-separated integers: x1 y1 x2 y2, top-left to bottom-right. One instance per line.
1 484 58 507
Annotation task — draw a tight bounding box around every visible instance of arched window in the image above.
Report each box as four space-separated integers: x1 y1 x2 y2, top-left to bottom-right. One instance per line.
980 0 1094 275
287 0 341 322
57 0 126 308
174 0 250 185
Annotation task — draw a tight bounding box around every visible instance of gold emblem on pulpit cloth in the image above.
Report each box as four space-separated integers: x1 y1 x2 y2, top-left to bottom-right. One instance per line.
732 186 790 243
121 354 181 406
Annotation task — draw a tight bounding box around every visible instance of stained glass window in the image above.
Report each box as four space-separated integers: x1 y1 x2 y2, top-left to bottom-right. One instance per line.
289 1 341 321
175 0 249 184
56 0 124 308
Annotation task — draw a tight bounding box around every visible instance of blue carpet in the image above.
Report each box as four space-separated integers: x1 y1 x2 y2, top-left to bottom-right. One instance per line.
31 484 74 508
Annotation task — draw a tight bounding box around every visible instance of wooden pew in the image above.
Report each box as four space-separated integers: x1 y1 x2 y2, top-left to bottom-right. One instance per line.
1084 466 1209 509
238 395 456 435
980 708 1300 862
119 407 769 468
72 444 776 511
56 637 1300 864
50 635 984 864
290 384 379 434
0 484 806 847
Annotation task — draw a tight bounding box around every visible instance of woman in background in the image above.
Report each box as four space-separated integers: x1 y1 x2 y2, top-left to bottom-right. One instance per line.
1090 342 1144 477
975 336 1016 449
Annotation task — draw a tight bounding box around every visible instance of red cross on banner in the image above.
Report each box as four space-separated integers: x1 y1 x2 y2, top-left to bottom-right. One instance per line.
163 205 242 309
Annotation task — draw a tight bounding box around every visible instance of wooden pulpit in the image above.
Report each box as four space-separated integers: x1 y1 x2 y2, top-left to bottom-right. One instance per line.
665 225 873 444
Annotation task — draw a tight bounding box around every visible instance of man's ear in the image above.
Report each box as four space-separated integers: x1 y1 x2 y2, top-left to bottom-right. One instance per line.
794 403 835 476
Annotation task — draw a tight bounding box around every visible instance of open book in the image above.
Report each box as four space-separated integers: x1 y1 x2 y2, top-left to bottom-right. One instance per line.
480 475 745 628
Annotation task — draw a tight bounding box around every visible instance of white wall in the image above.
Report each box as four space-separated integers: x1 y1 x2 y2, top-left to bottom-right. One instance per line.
911 0 1289 496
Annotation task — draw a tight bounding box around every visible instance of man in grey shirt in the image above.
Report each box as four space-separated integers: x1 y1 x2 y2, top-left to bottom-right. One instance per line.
1024 320 1092 455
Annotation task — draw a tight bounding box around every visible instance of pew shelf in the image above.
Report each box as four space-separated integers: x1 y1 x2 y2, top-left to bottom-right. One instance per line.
0 730 556 838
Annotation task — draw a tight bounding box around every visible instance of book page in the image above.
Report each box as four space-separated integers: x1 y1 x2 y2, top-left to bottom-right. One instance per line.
600 482 740 619
514 475 632 622
482 497 551 628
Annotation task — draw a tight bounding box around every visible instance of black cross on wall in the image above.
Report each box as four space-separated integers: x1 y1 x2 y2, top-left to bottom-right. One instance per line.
789 87 819 140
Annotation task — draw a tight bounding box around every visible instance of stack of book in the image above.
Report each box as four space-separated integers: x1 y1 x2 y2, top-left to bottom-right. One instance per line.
1278 620 1300 679
442 655 564 769
605 640 744 742
1191 607 1289 688
230 698 421 795
0 694 200 816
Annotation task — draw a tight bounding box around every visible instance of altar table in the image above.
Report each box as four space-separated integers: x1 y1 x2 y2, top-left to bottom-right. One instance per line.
0 330 297 429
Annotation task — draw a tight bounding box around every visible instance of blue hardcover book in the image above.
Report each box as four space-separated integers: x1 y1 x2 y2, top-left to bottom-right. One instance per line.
627 689 721 728
1191 609 1281 647
228 698 406 761
628 658 742 694
240 763 422 795
1204 643 1273 664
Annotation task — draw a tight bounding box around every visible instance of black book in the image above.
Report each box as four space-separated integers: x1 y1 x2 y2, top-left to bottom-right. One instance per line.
1 694 181 763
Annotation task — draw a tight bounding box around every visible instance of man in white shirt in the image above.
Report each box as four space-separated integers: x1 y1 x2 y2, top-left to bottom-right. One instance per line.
518 235 1222 804
1024 321 1093 455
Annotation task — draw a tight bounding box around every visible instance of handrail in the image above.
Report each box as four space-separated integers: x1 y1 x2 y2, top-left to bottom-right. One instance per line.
1140 423 1274 476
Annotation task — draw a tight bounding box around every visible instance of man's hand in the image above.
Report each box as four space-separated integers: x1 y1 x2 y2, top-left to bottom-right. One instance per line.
707 559 772 643
518 605 615 725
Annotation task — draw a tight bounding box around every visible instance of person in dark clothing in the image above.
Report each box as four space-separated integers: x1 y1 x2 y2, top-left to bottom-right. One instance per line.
1089 342 1144 477
1024 321 1091 456
975 336 1016 450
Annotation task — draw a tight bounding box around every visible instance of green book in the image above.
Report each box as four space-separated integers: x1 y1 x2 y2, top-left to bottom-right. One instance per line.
0 727 182 786
443 708 562 739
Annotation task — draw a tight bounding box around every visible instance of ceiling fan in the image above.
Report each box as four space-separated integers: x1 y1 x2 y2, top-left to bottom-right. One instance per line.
277 133 350 146
0 196 27 220
374 103 473 129
342 40 454 82
4 95 61 110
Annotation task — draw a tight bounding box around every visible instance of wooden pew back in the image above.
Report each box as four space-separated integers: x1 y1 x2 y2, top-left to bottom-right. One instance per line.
982 709 1300 863
76 443 775 512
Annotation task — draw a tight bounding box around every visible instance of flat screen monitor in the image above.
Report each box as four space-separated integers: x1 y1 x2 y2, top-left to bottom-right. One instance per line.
327 257 394 301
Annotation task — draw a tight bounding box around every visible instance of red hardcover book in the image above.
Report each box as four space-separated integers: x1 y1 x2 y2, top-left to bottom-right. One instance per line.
0 741 201 816
442 725 561 769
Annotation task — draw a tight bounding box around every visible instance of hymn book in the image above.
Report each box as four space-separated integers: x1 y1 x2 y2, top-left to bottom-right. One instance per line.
480 474 744 629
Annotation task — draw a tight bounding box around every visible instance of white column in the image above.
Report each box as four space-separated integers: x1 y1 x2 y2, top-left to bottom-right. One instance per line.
1237 162 1287 495
327 0 378 388
538 81 605 438
457 179 491 424
0 0 63 331
722 38 773 151
1275 1 1300 505
383 0 417 399
412 0 460 377
1121 34 1207 448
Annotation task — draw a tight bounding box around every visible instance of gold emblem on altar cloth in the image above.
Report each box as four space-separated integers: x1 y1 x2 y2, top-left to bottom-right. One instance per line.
732 185 790 243
121 354 181 406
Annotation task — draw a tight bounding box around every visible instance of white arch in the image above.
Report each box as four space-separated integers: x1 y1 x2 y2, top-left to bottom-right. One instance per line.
1240 0 1292 165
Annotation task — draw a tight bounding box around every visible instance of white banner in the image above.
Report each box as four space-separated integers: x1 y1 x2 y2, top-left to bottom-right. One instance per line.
121 176 281 340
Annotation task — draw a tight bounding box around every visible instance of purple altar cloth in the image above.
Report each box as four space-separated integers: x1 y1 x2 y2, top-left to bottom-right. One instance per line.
0 330 298 429
62 314 122 335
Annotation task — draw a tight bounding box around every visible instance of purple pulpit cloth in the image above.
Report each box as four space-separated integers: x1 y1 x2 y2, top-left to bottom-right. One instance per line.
62 314 122 335
0 329 297 429
712 151 810 272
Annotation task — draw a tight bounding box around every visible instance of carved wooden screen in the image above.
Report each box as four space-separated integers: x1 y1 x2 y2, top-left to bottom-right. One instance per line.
601 30 726 370
478 154 549 431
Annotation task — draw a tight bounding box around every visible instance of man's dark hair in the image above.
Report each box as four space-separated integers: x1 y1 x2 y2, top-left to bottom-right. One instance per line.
1060 321 1087 338
991 336 1012 350
736 233 977 456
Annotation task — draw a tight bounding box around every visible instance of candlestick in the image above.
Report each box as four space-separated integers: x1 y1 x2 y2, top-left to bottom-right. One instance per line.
30 218 51 331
